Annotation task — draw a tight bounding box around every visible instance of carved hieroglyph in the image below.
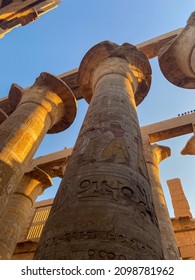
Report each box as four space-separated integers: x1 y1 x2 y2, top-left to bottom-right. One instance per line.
158 11 195 88
143 142 180 259
34 41 164 260
0 72 77 215
0 168 52 260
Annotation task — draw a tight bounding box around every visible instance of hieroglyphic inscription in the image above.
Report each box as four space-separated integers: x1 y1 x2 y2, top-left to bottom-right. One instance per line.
88 249 128 260
36 230 159 259
76 177 158 226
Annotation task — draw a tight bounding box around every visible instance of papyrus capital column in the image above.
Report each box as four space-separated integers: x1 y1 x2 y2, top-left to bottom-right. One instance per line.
158 11 195 88
0 72 77 215
79 41 151 105
0 167 52 260
181 133 195 155
144 142 180 259
35 41 164 260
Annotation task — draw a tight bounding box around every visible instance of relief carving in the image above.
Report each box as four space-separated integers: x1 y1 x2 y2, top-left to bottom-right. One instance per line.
76 177 154 212
37 230 158 259
77 121 130 165
77 179 118 201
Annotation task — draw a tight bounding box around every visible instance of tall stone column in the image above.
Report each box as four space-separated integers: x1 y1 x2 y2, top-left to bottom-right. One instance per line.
0 72 77 215
0 167 52 260
143 142 180 259
34 41 164 260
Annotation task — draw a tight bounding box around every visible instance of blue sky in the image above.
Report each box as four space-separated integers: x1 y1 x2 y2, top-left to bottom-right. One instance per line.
0 1 195 217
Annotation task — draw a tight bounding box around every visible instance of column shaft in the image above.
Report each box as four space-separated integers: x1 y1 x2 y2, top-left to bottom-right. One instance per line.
0 72 77 215
144 143 180 259
34 42 164 260
0 168 52 259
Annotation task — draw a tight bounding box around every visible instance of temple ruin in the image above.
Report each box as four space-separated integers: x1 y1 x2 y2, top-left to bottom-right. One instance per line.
0 3 195 260
0 0 61 38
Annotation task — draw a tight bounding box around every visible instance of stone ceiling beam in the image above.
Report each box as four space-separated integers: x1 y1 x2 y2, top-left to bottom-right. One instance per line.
0 28 182 122
141 112 195 143
27 113 195 178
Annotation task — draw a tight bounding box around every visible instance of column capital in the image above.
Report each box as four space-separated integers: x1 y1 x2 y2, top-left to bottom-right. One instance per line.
8 72 77 133
158 11 195 88
79 41 151 105
8 83 24 112
144 142 171 166
16 167 52 205
181 134 195 155
0 108 8 123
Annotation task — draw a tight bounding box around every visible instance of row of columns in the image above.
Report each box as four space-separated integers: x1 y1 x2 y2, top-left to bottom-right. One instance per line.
0 41 181 260
0 72 77 259
34 41 178 260
0 168 52 259
0 72 77 216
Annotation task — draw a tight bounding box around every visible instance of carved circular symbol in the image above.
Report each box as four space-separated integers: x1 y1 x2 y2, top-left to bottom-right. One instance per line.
122 187 133 198
88 249 95 257
80 180 90 189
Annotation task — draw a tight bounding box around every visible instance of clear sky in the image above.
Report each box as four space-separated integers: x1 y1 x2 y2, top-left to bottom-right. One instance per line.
0 0 195 218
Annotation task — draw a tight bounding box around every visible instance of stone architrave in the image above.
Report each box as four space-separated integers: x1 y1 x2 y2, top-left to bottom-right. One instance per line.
0 167 52 260
0 72 77 215
158 11 195 88
143 142 180 259
34 41 164 260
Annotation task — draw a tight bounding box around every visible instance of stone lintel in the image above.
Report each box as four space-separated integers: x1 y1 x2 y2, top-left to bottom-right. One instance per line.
33 198 54 209
23 111 195 180
0 28 182 117
141 113 195 143
29 147 73 178
0 1 61 38
136 28 182 59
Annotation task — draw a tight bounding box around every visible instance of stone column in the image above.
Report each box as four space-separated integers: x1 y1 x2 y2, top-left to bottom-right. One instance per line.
158 11 195 88
0 72 77 215
181 134 195 155
143 142 180 259
0 167 52 260
34 41 164 260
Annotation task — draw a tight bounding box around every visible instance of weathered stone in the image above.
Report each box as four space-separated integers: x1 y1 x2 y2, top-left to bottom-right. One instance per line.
181 134 195 155
0 0 61 38
0 167 52 260
0 72 77 215
34 41 164 260
143 142 180 259
158 11 195 88
167 178 192 219
168 178 195 260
